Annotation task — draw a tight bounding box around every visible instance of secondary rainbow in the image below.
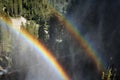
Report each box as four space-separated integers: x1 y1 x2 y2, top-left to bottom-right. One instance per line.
0 5 106 79
47 1 106 71
53 10 106 71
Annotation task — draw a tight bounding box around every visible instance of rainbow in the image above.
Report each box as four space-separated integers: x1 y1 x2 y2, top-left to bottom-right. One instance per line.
53 11 106 71
0 18 70 80
0 4 106 80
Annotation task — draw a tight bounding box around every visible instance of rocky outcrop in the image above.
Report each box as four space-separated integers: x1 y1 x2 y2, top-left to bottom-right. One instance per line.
11 16 27 30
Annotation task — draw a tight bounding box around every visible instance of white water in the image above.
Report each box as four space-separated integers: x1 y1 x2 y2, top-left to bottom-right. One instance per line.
0 17 64 80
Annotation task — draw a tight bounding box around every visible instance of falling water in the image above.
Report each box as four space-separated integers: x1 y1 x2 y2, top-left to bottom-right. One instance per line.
0 18 66 80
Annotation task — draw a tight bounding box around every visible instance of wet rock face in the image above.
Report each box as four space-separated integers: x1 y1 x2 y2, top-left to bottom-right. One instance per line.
0 70 20 80
67 0 120 79
0 52 13 71
0 52 15 80
45 15 101 80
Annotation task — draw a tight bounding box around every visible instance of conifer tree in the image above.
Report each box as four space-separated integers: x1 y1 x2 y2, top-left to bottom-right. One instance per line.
18 0 22 15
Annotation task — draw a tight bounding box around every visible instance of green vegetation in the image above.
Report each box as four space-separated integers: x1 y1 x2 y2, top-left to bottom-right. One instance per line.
0 0 52 19
0 0 119 80
0 0 69 69
102 68 118 80
0 0 69 38
21 20 39 38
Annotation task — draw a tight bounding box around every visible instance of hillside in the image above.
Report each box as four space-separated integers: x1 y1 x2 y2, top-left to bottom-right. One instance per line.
0 0 119 80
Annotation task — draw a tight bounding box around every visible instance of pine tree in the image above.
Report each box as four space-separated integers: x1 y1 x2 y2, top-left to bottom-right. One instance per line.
18 0 22 15
9 0 14 16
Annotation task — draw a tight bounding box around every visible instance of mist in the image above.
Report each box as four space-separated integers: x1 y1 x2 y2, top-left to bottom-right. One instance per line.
66 0 120 79
0 20 65 80
0 0 120 80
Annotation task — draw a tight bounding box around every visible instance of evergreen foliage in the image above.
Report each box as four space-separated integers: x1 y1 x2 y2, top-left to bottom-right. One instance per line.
21 20 39 38
0 0 69 52
0 1 69 79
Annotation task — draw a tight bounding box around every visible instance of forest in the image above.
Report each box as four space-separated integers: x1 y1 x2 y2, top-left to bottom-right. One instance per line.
0 0 71 80
0 0 119 80
0 0 69 51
